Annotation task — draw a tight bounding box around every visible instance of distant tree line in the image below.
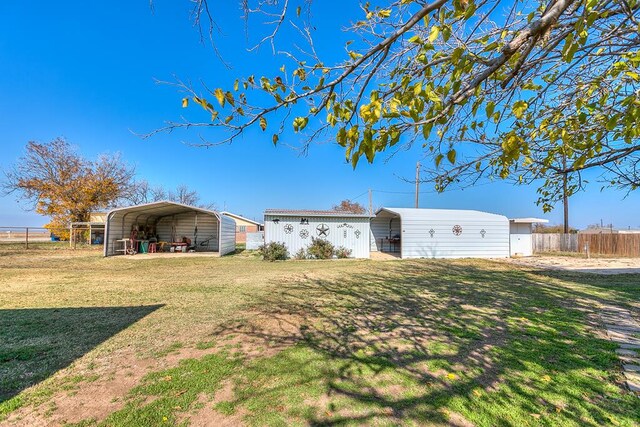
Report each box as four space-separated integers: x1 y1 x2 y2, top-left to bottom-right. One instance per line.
532 223 578 234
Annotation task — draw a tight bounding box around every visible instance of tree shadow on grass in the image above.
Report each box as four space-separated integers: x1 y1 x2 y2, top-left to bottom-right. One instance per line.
526 268 640 312
209 260 639 426
0 305 163 404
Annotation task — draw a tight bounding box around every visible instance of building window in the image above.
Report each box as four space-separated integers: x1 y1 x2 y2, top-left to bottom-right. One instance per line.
238 226 247 233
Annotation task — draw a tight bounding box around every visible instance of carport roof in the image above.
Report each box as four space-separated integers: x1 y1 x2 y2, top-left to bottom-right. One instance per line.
375 207 508 221
509 217 549 223
107 201 221 220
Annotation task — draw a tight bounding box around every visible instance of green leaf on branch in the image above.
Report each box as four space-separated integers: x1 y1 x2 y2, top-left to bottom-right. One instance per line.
512 101 528 119
447 149 456 165
214 89 225 107
429 26 439 43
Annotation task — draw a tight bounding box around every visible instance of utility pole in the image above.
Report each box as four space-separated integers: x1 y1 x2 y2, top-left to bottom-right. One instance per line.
368 189 372 216
415 161 420 208
562 156 569 234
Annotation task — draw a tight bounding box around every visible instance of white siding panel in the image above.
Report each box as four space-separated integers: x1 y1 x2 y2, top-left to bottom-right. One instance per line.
264 215 370 258
219 215 236 256
377 208 510 259
156 212 219 251
509 222 533 256
105 212 138 255
196 214 219 251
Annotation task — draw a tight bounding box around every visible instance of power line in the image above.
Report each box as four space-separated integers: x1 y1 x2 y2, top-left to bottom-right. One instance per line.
348 190 369 201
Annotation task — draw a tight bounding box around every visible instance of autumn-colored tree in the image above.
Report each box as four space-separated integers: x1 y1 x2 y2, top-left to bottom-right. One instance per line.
332 200 366 214
157 0 639 212
3 138 135 238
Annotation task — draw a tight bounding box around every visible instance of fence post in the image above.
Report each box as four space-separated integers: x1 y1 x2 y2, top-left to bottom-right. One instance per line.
25 227 29 250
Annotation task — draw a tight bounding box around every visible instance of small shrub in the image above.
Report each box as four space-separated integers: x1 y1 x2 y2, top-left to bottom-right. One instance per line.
258 242 288 261
334 246 352 259
307 237 334 259
293 248 308 260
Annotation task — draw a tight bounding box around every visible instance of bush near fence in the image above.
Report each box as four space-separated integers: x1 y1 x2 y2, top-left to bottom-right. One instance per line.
533 233 640 257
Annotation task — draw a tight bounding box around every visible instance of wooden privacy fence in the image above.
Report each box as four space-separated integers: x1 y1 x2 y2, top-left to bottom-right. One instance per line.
533 233 640 257
532 234 579 253
579 233 640 257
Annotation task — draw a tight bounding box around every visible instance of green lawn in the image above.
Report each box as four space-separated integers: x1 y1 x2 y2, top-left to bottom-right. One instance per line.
0 246 638 426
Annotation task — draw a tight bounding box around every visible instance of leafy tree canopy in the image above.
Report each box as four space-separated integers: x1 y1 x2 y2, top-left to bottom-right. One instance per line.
2 138 134 235
332 199 367 214
162 0 640 211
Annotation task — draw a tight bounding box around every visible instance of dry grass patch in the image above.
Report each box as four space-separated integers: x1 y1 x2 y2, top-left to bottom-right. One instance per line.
1 247 639 426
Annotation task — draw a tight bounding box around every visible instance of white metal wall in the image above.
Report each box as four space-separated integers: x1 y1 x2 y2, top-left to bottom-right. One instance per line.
219 215 237 256
377 208 510 259
155 213 219 251
105 211 139 256
246 232 264 250
509 222 533 256
264 215 370 258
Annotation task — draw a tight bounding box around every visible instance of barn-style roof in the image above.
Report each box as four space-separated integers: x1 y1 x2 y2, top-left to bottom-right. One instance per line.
221 211 263 226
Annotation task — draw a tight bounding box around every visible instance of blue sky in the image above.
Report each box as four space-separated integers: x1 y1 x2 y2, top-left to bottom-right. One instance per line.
0 1 637 228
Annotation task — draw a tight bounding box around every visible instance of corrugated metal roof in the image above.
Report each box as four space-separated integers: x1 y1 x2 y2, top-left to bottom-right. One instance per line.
264 209 371 218
376 207 508 221
221 211 263 226
107 201 221 220
509 217 549 224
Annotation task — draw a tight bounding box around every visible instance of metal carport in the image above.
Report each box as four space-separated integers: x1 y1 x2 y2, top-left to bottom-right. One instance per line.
104 201 236 257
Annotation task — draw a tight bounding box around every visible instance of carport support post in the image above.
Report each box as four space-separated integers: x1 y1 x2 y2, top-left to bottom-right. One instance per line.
415 161 420 208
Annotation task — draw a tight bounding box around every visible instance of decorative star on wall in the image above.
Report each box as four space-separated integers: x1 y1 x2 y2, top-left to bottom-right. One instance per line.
452 225 463 236
316 223 330 237
299 229 309 239
284 224 293 234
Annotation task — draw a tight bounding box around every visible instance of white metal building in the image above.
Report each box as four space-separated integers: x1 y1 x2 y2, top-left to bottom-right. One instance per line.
104 201 236 257
509 217 549 256
371 207 510 259
264 209 371 258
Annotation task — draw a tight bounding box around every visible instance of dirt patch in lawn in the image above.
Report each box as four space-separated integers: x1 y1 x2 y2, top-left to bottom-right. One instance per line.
208 312 305 358
1 345 233 426
176 390 246 427
187 403 246 427
504 256 640 275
